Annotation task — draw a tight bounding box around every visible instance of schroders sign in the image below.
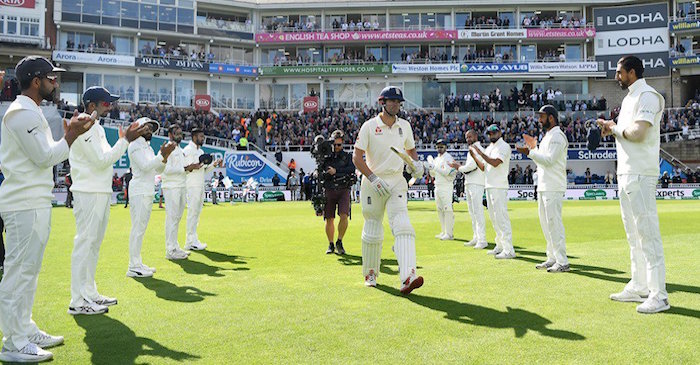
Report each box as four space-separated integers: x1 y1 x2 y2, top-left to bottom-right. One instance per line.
0 0 35 8
256 30 457 43
136 57 208 72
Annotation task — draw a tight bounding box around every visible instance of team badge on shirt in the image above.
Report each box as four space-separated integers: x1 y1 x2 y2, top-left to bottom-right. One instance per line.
375 126 382 135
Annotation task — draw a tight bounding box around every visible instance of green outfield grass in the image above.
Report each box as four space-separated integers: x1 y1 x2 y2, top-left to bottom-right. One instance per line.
8 199 699 364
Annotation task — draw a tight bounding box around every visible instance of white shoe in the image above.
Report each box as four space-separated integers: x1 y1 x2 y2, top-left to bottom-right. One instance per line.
28 330 64 349
487 248 502 255
495 251 516 259
93 295 117 307
184 242 207 251
364 270 377 287
473 242 488 249
439 234 453 241
464 239 476 246
127 267 153 278
636 297 670 314
610 290 648 303
400 272 424 295
435 233 444 239
176 247 191 256
68 302 108 316
536 261 555 270
547 263 570 273
140 264 156 273
166 250 189 260
0 343 52 362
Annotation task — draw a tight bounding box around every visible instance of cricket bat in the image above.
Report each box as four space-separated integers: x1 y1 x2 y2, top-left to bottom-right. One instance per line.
390 146 416 170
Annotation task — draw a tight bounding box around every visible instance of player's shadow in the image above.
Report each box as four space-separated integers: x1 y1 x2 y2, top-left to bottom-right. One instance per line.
377 285 586 341
516 251 700 295
169 258 230 277
191 249 252 268
74 315 200 364
337 254 422 276
133 277 216 303
514 247 580 260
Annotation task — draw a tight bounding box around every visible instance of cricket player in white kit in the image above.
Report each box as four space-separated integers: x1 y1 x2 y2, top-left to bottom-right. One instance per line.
127 117 175 278
430 139 457 240
68 87 147 315
183 128 223 251
352 86 425 294
448 130 487 249
0 56 94 362
162 125 199 260
598 56 669 314
516 105 570 272
472 124 516 259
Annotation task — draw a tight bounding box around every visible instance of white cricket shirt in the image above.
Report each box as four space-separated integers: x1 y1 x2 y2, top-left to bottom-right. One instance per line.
354 115 415 177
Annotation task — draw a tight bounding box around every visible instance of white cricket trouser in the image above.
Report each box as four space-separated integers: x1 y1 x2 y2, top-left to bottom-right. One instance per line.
538 191 568 265
70 192 111 307
129 194 154 268
186 185 205 246
0 209 50 352
163 187 186 253
485 188 514 255
435 184 454 236
465 184 486 243
618 174 667 300
360 174 417 284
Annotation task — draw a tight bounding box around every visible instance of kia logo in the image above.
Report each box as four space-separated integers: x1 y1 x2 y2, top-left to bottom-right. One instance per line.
196 99 210 107
0 0 27 7
304 100 318 108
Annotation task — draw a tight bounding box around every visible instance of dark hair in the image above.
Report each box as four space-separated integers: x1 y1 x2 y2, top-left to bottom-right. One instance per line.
168 125 181 134
617 55 644 78
18 76 35 91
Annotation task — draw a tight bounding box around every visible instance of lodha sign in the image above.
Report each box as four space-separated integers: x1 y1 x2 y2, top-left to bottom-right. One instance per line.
0 0 35 8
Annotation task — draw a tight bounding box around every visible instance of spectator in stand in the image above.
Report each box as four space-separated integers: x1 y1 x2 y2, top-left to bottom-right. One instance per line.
605 170 614 186
585 168 592 184
567 169 575 184
272 173 280 186
660 171 670 188
288 158 296 172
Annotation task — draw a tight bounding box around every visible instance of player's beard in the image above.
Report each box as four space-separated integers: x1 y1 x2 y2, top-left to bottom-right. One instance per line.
172 136 182 143
39 84 59 103
542 119 552 130
143 132 152 141
489 136 499 143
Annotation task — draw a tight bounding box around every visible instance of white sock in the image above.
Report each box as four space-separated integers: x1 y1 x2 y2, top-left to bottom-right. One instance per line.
394 234 417 284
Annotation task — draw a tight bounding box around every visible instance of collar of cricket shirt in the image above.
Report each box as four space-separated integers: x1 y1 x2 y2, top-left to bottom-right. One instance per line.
627 78 646 94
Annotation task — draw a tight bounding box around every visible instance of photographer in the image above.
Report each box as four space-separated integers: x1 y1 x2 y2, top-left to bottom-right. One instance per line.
322 130 355 255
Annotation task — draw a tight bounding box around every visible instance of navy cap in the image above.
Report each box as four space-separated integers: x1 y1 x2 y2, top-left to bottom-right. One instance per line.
82 86 119 105
199 154 213 165
15 56 65 84
536 104 559 121
191 128 204 135
436 139 446 146
486 124 500 133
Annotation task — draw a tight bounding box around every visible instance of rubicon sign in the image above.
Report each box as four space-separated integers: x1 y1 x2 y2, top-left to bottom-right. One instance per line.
0 0 35 8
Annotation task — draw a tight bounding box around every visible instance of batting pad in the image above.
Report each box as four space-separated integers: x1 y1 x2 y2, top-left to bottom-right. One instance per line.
394 234 416 283
362 219 383 277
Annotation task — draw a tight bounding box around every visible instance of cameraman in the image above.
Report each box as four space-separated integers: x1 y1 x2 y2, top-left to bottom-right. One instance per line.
323 130 355 255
